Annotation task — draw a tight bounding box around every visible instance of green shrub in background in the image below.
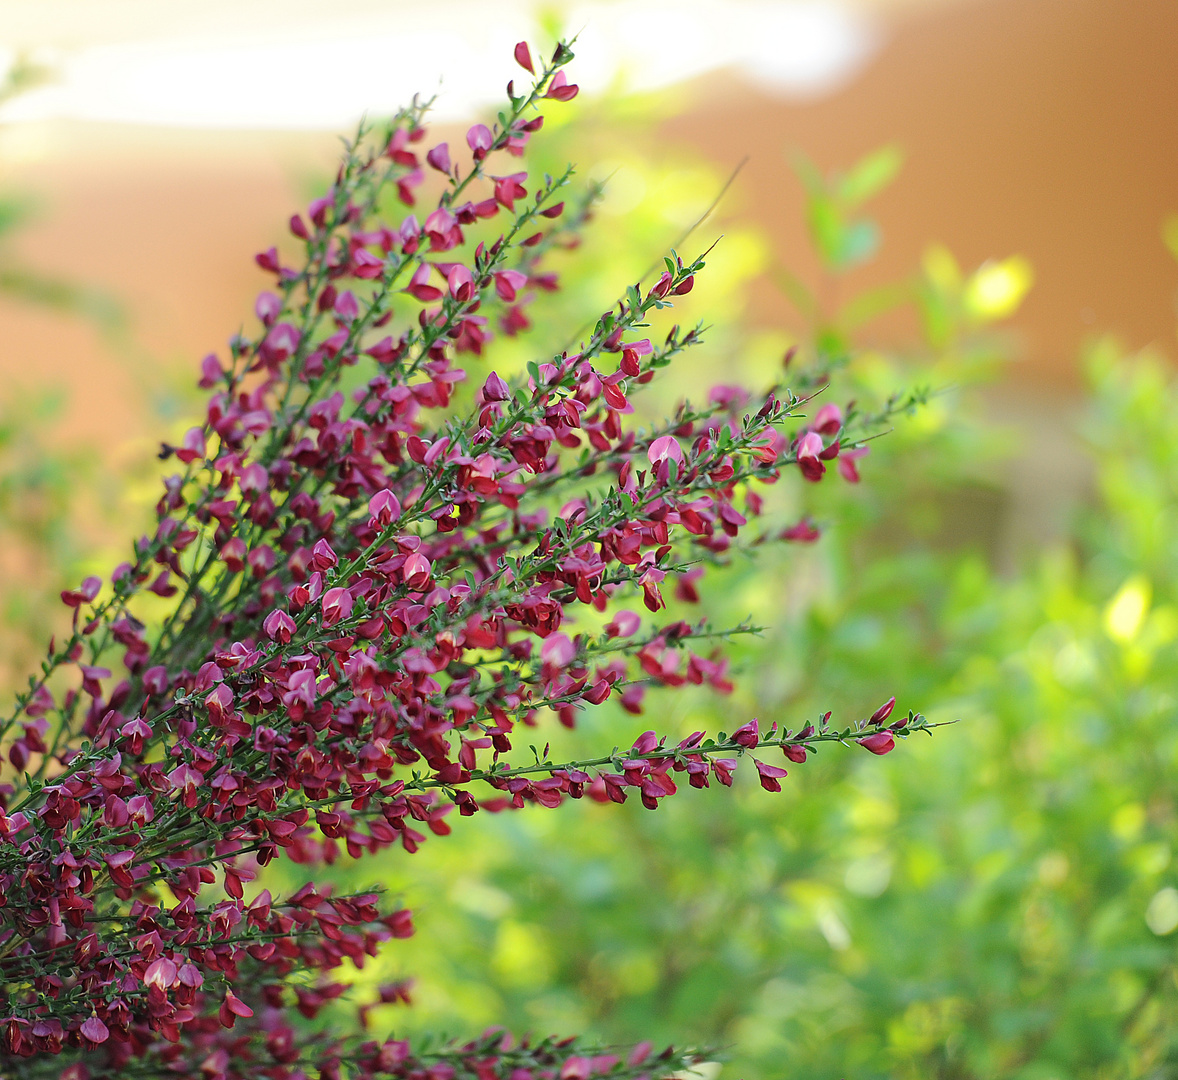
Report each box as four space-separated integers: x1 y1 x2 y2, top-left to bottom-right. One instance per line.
271 154 1178 1078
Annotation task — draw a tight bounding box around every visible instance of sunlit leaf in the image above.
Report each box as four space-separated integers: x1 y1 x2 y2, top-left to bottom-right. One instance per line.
962 255 1034 321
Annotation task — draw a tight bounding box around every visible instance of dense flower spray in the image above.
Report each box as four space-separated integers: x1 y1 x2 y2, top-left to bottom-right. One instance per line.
0 41 936 1079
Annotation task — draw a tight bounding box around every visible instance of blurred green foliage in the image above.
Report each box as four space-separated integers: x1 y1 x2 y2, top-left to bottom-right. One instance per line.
795 144 902 272
0 393 99 688
279 143 1174 1079
0 59 122 330
265 128 1178 1080
0 55 131 684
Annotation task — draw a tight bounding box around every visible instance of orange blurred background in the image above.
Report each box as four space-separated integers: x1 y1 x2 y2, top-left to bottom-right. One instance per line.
0 0 1175 521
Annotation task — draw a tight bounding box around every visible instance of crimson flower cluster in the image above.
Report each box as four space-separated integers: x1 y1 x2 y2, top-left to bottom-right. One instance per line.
0 40 930 1080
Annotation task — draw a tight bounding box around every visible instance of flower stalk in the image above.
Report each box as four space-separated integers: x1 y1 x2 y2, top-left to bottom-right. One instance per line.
0 39 929 1079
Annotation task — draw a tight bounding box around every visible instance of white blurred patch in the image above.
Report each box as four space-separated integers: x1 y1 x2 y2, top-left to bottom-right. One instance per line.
844 852 893 897
1147 887 1178 936
570 0 878 98
816 905 852 950
0 1 879 130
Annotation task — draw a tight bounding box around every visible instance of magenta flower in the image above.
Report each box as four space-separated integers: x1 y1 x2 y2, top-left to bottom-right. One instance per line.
118 716 152 755
541 633 576 670
219 990 254 1029
402 552 432 590
781 518 821 542
839 444 869 482
545 70 579 101
494 268 528 301
60 576 101 608
144 956 178 990
426 142 451 173
712 758 738 786
493 172 528 210
321 586 354 627
732 717 760 748
174 426 206 464
447 263 474 300
859 730 896 755
481 370 511 402
79 1016 109 1045
648 435 685 466
405 262 444 301
813 403 843 434
796 431 826 481
514 41 535 73
754 759 789 791
263 608 297 644
466 123 494 160
605 610 641 638
312 538 338 570
369 488 403 527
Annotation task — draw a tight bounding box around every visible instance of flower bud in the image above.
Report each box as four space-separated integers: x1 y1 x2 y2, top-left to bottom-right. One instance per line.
482 371 511 402
732 718 759 748
311 539 338 572
514 41 535 73
426 143 451 173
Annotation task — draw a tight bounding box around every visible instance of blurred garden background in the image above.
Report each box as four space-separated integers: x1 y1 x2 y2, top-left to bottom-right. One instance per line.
2 0 1178 1076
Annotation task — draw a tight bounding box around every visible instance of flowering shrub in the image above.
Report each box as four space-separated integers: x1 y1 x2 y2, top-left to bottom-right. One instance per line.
0 41 935 1079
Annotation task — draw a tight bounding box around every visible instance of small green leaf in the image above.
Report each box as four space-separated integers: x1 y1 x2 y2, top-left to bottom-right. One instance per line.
838 145 903 208
836 219 880 268
807 195 845 268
